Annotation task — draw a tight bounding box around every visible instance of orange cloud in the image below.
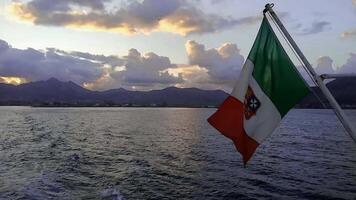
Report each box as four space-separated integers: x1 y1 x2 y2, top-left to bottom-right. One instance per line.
0 76 27 85
341 29 356 39
7 2 36 22
6 0 258 35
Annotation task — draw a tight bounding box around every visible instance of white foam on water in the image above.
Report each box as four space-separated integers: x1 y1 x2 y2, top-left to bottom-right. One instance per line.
22 171 70 200
100 188 125 200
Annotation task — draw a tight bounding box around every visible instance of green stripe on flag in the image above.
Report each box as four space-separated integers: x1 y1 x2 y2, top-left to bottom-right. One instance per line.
248 17 310 117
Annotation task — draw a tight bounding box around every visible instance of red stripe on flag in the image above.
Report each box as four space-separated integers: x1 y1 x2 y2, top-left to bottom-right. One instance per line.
208 96 259 165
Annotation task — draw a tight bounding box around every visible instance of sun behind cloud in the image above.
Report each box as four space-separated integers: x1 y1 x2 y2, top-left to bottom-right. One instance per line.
0 76 27 85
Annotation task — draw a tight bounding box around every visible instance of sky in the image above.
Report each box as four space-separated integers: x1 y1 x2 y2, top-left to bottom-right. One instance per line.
0 0 355 91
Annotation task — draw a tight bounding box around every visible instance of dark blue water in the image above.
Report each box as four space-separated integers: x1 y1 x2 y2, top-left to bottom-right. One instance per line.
0 107 355 199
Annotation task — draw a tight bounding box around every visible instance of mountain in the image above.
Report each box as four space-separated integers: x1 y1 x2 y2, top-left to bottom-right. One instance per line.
0 77 355 108
0 78 228 107
99 87 228 106
297 77 356 109
0 78 93 102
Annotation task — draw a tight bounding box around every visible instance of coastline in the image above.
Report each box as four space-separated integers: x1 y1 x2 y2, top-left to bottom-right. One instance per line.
0 105 355 109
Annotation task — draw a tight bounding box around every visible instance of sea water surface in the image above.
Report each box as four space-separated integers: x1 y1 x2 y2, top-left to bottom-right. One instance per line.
0 107 355 200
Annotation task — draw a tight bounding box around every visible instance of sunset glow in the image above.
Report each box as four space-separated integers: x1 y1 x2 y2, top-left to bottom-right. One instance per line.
0 0 355 91
0 76 27 85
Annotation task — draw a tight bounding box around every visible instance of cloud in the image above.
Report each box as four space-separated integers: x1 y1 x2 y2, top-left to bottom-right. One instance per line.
7 0 257 35
315 56 335 74
210 0 229 4
0 38 246 91
310 54 356 75
54 49 125 66
165 64 213 88
0 39 103 84
57 48 185 90
0 76 27 85
337 53 356 74
291 55 356 86
0 76 6 84
297 21 330 35
185 40 244 86
113 49 184 86
0 38 185 90
3 37 353 92
341 29 356 39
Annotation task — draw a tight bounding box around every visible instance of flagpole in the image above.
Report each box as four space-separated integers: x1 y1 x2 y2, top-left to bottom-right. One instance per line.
263 3 356 143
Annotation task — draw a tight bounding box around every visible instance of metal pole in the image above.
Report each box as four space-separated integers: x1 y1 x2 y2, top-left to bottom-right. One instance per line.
264 3 356 143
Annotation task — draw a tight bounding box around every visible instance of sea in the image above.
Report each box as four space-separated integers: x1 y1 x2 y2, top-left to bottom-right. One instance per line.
0 107 355 200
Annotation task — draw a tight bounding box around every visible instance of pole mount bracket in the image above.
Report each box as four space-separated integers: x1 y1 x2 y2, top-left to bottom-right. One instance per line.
263 3 274 13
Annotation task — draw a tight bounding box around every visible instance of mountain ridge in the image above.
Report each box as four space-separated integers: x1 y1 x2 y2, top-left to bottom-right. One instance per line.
0 77 355 108
0 78 228 107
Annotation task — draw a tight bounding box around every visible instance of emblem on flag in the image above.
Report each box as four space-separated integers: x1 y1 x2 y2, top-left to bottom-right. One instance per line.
244 87 261 120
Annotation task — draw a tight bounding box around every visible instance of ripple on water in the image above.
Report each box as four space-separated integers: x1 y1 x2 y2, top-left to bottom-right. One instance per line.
0 108 355 199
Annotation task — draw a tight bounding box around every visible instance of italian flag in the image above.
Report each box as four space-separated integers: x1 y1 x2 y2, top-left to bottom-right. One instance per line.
208 17 310 165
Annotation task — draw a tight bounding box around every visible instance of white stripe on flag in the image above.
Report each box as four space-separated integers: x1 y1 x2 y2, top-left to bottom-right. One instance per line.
231 59 254 102
244 70 282 144
231 59 282 144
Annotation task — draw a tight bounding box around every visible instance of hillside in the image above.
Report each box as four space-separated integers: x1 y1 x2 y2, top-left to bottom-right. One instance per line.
298 77 356 109
0 78 228 107
0 77 355 108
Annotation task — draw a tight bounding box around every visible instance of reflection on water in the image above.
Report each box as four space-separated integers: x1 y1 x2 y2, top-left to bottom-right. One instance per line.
0 107 355 199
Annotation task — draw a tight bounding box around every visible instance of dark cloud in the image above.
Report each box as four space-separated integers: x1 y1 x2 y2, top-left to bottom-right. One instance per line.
3 37 353 91
0 38 247 91
210 0 227 4
0 40 103 84
113 49 184 86
0 39 184 90
338 53 356 74
54 48 184 90
26 0 110 12
55 49 125 66
9 0 261 35
297 21 331 35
